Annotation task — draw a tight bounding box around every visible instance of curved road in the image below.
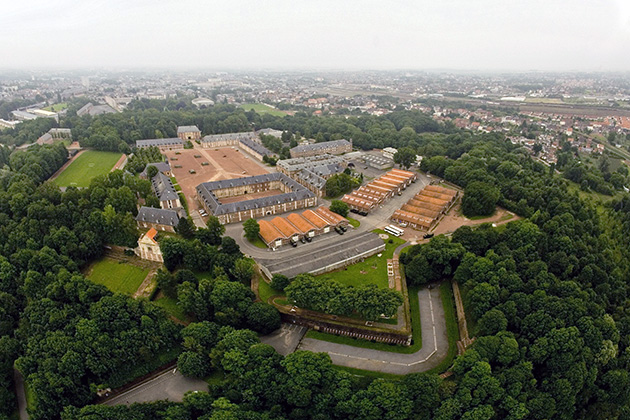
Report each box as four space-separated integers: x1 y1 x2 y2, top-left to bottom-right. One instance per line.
296 286 449 375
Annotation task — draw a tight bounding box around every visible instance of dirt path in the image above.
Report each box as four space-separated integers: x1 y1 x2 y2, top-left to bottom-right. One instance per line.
452 281 473 354
133 267 158 299
48 149 86 182
111 154 128 172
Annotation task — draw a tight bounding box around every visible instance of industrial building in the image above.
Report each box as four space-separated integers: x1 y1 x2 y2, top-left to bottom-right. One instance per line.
390 184 459 231
341 169 417 214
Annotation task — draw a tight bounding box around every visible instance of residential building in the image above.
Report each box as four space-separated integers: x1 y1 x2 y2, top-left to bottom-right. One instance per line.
177 125 201 141
152 172 181 209
136 228 163 262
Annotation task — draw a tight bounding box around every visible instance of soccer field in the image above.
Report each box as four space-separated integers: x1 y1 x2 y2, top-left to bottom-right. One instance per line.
54 150 122 187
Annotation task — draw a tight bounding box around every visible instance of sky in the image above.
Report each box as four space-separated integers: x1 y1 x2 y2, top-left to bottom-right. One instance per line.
1 0 630 71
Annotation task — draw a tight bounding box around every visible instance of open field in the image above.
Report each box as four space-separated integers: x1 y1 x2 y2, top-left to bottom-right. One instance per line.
240 103 288 117
153 295 188 322
86 258 149 295
315 232 405 289
167 147 269 213
43 102 67 111
53 150 122 187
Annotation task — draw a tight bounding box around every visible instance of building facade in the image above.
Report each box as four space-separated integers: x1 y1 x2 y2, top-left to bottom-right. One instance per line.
177 125 201 141
289 139 352 158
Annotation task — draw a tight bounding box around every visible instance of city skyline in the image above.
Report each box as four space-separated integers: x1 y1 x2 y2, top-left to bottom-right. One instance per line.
2 0 630 72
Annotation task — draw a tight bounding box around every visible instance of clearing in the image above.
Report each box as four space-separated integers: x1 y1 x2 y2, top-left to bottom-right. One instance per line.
86 258 149 295
53 150 123 187
240 103 288 117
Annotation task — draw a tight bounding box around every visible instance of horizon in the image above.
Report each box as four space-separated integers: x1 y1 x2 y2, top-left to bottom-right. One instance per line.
2 0 630 72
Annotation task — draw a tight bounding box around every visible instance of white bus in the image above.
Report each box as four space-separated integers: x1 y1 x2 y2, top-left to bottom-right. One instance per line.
384 225 404 237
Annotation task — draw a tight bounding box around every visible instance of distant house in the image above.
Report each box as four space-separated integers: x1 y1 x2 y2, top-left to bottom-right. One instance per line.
139 161 172 179
135 206 180 232
136 228 163 262
151 172 181 209
177 125 201 141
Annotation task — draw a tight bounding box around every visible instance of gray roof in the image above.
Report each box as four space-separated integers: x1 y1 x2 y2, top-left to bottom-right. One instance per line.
240 137 274 157
290 139 351 154
277 154 345 173
136 138 183 148
312 163 345 178
136 206 180 227
296 169 326 189
202 131 257 143
152 172 179 202
177 125 200 133
140 161 171 178
196 173 315 215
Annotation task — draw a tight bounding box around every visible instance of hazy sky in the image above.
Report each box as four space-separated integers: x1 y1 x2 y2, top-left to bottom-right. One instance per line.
2 0 630 71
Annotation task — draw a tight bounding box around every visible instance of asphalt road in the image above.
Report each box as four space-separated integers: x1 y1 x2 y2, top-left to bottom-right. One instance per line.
260 323 307 355
103 369 208 406
297 286 449 375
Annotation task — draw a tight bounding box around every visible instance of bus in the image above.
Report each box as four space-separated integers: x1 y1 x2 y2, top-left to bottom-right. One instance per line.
384 225 404 237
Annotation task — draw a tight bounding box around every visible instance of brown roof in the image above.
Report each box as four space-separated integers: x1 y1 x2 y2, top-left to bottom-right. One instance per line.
391 210 432 228
417 191 454 202
342 195 376 210
271 217 301 237
301 209 330 229
258 220 286 244
424 185 458 197
315 206 347 225
408 199 444 212
371 181 397 192
389 169 417 180
413 194 450 207
287 213 316 233
379 175 406 187
402 204 440 219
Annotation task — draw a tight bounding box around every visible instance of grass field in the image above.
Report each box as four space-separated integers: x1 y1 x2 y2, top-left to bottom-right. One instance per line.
248 236 268 249
54 150 122 187
153 296 188 322
43 102 68 112
316 232 404 289
258 278 277 302
87 258 148 295
347 217 360 228
240 103 287 117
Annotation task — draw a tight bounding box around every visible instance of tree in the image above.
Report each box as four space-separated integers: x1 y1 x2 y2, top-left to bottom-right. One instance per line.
175 216 196 239
205 216 225 246
270 274 290 291
330 200 349 217
243 218 260 241
245 302 281 334
394 147 416 169
462 182 500 217
146 165 159 178
232 258 254 283
178 351 211 378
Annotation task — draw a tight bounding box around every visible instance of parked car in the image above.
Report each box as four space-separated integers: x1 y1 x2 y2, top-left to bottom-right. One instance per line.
423 233 434 239
300 237 306 244
290 240 297 247
305 236 312 242
339 225 347 232
335 226 344 235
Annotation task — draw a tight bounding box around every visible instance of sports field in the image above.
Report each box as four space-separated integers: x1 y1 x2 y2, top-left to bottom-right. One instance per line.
240 103 287 117
86 258 148 295
54 150 122 187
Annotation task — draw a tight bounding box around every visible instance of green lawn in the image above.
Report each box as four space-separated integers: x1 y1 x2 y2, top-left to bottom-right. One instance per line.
153 296 188 322
43 102 68 111
316 232 404 289
87 258 148 295
54 150 122 187
347 217 360 228
240 103 287 117
248 236 268 249
258 278 277 302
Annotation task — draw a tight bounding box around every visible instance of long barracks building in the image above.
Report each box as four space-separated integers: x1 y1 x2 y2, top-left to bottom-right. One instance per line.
196 173 317 224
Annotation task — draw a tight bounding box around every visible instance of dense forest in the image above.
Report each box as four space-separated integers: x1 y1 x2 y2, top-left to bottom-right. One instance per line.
0 104 630 419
